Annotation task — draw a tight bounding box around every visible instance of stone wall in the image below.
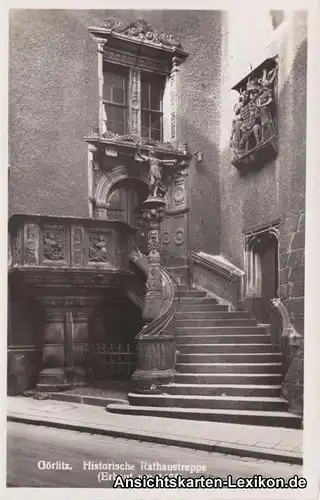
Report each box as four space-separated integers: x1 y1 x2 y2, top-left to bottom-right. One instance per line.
279 211 305 335
279 211 305 415
7 280 44 394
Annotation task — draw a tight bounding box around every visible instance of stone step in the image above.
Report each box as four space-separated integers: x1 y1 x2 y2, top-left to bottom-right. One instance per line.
176 362 283 374
174 373 283 384
161 383 282 397
177 352 283 363
176 311 251 319
107 404 302 429
179 297 219 304
176 318 257 327
177 334 271 344
176 326 268 336
127 393 288 412
177 343 278 353
178 290 207 297
179 303 229 312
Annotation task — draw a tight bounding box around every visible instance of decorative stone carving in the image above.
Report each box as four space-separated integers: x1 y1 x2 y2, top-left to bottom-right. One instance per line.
103 49 170 74
173 228 185 246
130 69 141 135
11 228 21 266
88 144 100 170
172 174 185 207
140 204 165 322
43 226 67 261
24 223 38 265
230 59 278 168
88 233 110 262
71 226 84 266
103 18 182 49
161 231 171 245
170 58 181 140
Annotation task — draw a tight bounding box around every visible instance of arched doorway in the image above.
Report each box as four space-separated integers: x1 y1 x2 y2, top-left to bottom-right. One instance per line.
106 178 149 254
245 226 280 343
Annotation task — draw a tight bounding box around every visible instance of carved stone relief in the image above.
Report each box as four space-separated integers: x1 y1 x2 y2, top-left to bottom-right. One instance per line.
103 18 182 49
88 232 110 263
43 225 67 262
71 226 84 266
24 223 39 265
104 49 170 74
173 228 185 246
172 173 186 208
161 231 171 245
230 60 278 161
11 228 21 266
131 69 141 135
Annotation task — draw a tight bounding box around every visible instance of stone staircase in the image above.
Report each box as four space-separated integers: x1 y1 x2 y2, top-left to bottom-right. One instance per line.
108 287 302 428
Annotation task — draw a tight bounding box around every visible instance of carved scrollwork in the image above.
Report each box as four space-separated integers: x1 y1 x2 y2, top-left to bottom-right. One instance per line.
103 18 182 49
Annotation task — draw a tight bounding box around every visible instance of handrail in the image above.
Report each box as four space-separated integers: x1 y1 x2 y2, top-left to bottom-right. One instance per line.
129 247 179 339
153 270 181 339
269 298 302 346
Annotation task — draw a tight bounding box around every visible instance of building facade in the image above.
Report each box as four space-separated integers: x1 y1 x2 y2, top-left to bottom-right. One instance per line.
8 10 306 419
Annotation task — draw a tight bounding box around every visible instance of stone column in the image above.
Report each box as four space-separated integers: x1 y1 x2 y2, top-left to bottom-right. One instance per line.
132 197 176 392
141 203 165 323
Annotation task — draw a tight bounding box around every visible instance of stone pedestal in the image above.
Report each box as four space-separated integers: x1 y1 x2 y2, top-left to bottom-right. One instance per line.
131 336 175 391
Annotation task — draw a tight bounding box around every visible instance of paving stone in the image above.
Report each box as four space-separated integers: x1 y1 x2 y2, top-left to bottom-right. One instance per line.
274 444 297 452
254 441 281 449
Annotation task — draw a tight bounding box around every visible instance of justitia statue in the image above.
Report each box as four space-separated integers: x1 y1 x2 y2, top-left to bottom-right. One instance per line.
136 143 178 198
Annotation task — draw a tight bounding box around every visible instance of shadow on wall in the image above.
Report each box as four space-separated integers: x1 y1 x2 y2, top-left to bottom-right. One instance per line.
8 272 45 395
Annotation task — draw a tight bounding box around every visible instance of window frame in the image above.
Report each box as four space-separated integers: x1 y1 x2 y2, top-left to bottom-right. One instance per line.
103 63 129 136
140 71 165 142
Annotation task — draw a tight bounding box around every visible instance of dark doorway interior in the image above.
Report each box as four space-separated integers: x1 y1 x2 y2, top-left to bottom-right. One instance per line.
88 292 143 381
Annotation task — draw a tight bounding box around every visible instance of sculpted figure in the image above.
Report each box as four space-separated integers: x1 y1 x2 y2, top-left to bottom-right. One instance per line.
230 64 277 157
238 91 261 152
136 144 177 198
230 97 244 157
256 87 276 141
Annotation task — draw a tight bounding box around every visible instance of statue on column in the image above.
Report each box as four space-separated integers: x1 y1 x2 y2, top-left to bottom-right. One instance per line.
135 144 178 198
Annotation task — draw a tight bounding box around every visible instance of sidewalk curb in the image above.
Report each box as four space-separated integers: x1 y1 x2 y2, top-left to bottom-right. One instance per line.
7 414 302 466
41 392 128 407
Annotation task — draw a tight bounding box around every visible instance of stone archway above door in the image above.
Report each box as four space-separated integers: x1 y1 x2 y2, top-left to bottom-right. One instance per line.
92 167 149 221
